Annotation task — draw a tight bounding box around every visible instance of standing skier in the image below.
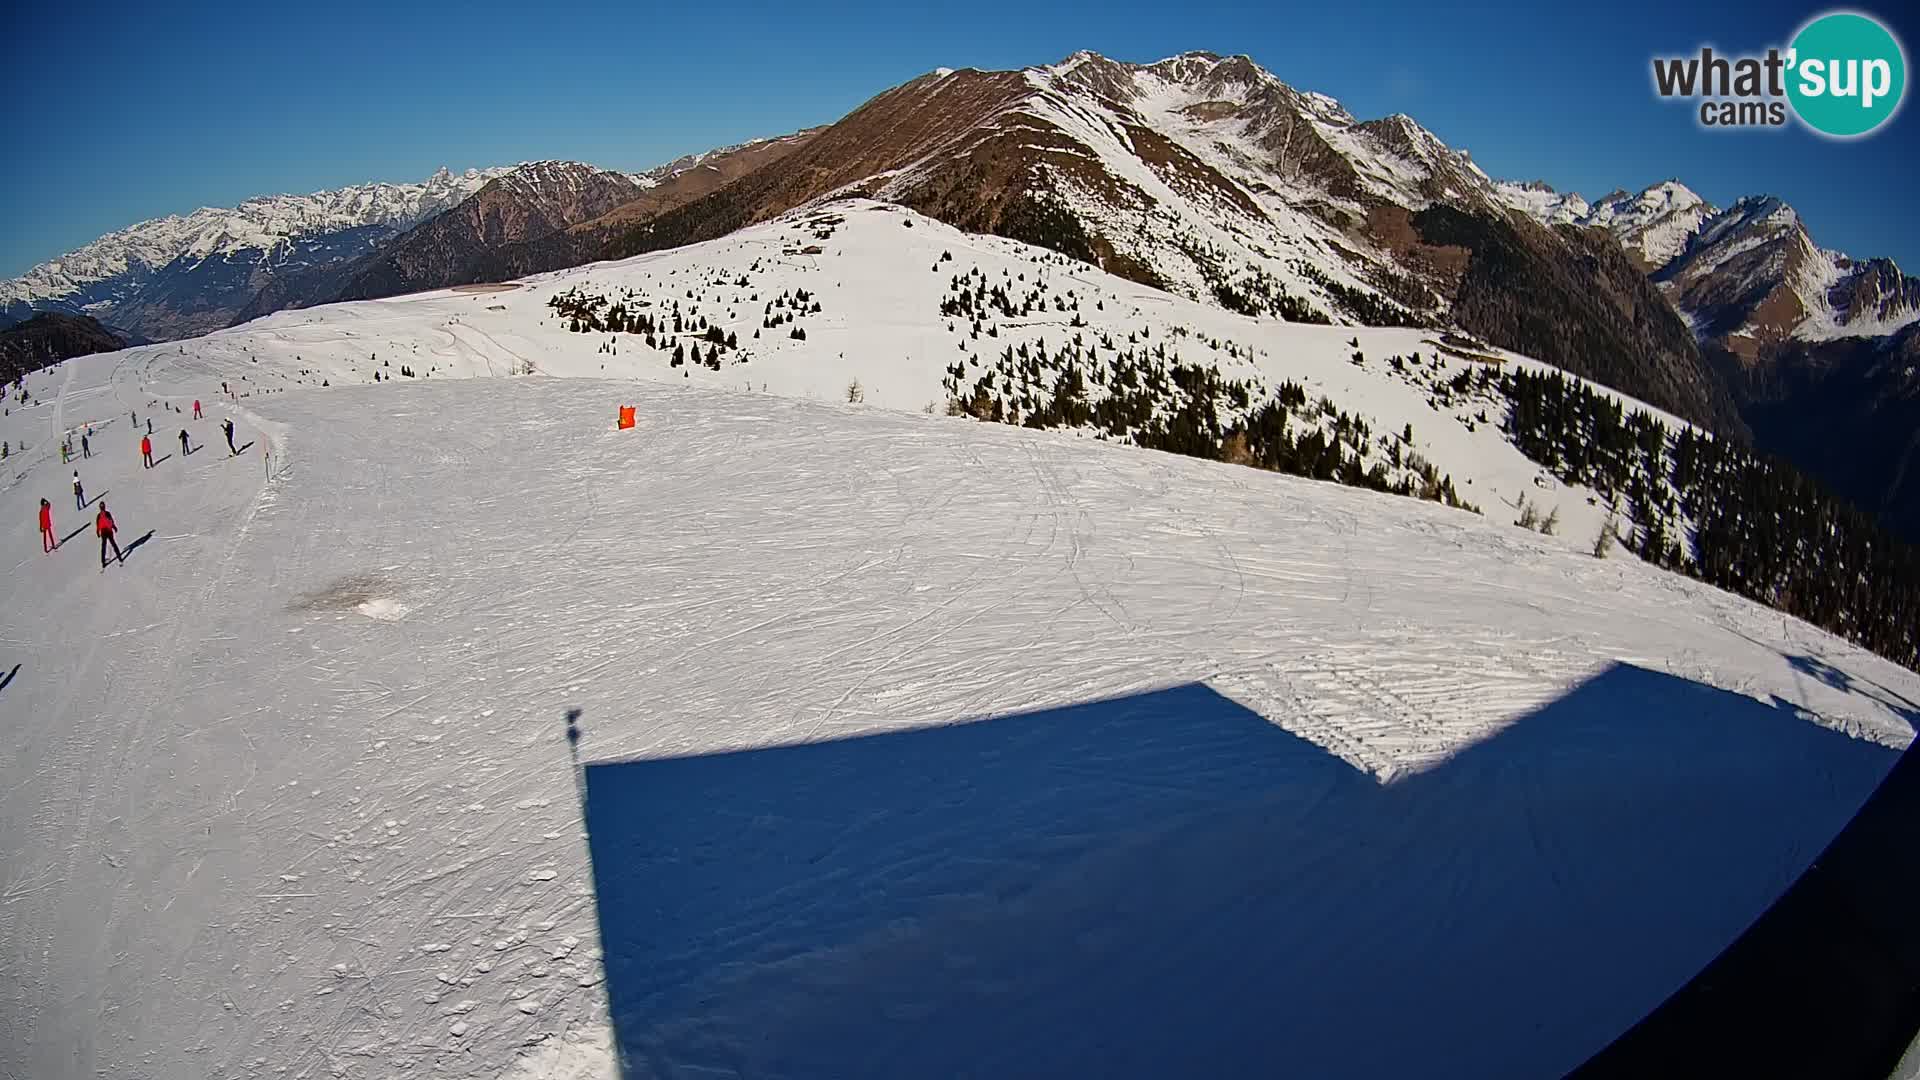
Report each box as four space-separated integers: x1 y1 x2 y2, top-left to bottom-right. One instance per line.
193 399 202 419
179 428 190 456
73 471 85 511
81 429 91 458
223 418 237 455
140 434 153 469
39 499 56 553
96 503 123 568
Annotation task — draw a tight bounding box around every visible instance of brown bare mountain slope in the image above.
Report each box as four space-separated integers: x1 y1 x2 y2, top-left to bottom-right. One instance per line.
336 162 644 300
573 132 822 236
582 52 1741 433
380 132 824 289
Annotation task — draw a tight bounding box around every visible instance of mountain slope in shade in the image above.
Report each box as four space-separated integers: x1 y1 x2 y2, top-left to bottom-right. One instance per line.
1 168 505 340
0 312 123 385
1609 188 1920 542
1401 203 1743 435
1712 316 1920 543
334 162 645 301
1503 177 1920 538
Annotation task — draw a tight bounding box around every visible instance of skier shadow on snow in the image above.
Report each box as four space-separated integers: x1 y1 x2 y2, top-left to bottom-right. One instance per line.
579 665 1901 1080
0 664 17 694
119 531 154 560
231 441 254 456
147 453 172 467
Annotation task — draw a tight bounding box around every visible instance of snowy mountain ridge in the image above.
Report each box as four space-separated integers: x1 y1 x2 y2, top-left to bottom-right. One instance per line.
1497 178 1920 344
624 133 796 189
0 167 508 307
0 161 671 343
843 50 1516 331
488 161 635 202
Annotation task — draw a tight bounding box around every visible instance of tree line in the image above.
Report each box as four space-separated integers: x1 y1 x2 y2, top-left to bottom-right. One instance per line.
1503 367 1919 671
944 328 1476 514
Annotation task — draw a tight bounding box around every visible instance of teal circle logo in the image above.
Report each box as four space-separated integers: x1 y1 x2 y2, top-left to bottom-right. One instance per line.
1787 11 1906 137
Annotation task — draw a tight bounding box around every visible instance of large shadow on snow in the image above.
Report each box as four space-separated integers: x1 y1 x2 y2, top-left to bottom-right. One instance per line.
579 665 1900 1080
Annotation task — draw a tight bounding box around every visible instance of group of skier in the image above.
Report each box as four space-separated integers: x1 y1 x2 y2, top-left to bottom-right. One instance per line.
36 398 240 569
59 428 93 463
39 480 120 568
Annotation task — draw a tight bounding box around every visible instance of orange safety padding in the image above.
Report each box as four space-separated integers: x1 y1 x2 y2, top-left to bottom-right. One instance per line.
618 406 636 430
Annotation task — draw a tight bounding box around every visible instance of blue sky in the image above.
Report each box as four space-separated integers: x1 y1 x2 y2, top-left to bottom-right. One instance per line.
4 0 1915 277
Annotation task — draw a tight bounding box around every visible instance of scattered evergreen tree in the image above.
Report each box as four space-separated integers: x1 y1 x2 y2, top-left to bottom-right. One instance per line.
1516 494 1540 531
1592 514 1617 559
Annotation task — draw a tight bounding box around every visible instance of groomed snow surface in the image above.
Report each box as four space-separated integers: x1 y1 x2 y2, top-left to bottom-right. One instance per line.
4 205 1919 1080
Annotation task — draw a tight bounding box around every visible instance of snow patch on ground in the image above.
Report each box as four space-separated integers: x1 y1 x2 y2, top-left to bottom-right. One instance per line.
356 596 411 622
499 1026 618 1080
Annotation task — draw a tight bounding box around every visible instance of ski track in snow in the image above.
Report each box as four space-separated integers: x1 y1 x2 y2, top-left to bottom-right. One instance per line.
2 208 1918 1079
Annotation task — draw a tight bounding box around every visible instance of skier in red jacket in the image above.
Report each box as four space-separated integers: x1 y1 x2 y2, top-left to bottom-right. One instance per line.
193 399 202 419
97 503 123 567
140 435 153 469
39 498 56 553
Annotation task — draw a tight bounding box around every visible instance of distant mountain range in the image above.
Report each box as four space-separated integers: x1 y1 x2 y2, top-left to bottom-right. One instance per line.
0 141 818 342
5 50 1915 537
1494 178 1920 539
0 168 504 339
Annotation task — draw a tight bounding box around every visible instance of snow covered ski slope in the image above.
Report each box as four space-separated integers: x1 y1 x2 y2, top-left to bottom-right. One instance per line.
2 206 1918 1079
91 199 1695 555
